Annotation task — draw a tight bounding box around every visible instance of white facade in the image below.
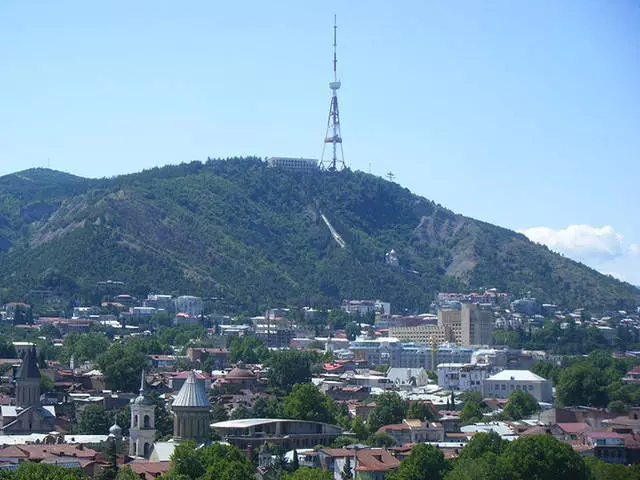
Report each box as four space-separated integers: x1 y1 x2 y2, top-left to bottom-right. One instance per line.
173 296 204 317
437 363 491 392
483 369 552 403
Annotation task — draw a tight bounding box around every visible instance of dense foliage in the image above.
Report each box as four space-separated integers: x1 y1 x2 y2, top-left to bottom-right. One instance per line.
532 350 640 411
1 161 638 313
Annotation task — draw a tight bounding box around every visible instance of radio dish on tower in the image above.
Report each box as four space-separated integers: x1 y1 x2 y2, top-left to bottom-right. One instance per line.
320 15 346 171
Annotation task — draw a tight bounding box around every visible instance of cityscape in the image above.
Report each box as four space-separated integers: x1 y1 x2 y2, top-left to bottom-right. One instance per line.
1 1 639 480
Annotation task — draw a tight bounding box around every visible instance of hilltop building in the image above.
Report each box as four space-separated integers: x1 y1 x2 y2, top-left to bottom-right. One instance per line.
0 346 56 434
267 157 319 172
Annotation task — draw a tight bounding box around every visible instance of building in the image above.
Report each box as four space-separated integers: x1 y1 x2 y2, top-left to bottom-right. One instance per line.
317 447 400 480
483 369 553 403
378 419 444 445
173 296 204 317
144 294 174 311
437 363 492 392
349 338 472 370
389 304 493 347
212 418 342 451
171 370 211 442
254 324 294 348
129 371 156 458
386 367 430 388
267 157 319 172
0 346 56 434
342 300 391 316
461 303 493 346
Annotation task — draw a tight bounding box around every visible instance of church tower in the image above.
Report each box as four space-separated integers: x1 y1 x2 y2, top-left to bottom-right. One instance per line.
129 371 156 458
16 345 41 408
172 371 210 442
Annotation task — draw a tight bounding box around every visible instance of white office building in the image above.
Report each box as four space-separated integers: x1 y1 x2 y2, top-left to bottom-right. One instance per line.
437 363 492 392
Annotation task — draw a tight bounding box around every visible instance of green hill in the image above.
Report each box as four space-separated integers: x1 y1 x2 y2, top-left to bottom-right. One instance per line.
0 160 637 313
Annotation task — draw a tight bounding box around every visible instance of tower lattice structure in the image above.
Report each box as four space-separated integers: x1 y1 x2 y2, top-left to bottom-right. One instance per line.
320 15 346 171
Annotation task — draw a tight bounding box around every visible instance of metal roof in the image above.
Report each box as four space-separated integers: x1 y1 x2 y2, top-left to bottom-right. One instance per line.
172 371 209 408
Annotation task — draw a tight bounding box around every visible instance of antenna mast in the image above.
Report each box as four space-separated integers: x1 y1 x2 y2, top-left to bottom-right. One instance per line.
320 15 346 171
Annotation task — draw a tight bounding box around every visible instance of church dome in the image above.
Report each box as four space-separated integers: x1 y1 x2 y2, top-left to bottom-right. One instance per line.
132 393 154 406
226 366 256 380
109 423 122 436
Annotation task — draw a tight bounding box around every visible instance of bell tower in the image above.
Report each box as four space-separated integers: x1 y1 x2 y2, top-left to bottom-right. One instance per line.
16 346 41 408
129 371 156 458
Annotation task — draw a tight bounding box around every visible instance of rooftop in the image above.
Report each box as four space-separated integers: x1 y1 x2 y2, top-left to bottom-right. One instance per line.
172 371 210 408
486 370 547 382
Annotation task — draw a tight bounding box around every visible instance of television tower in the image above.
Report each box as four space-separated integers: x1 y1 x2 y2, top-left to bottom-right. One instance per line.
320 15 346 171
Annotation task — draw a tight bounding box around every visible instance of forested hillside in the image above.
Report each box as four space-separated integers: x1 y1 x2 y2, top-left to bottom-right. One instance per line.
0 160 637 313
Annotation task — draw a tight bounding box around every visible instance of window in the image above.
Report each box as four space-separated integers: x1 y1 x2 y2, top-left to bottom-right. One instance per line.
528 385 534 391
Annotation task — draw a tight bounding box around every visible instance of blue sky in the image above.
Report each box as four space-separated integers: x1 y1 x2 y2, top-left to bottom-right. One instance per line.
1 1 639 284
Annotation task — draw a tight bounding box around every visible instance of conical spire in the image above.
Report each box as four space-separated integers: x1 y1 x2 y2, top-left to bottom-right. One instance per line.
17 345 40 380
172 371 209 408
132 369 153 406
139 369 146 395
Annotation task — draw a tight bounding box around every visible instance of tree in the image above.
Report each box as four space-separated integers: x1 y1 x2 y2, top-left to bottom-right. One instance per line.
283 384 336 424
351 415 368 440
96 438 118 480
387 444 447 480
228 336 268 364
266 349 313 391
455 432 504 462
367 392 408 431
4 462 85 479
345 321 360 341
406 402 435 421
460 399 484 426
210 403 229 422
366 431 394 447
556 364 607 407
230 405 252 420
78 404 109 435
252 396 282 419
585 457 640 480
341 456 353 480
62 332 111 363
446 453 510 480
502 390 540 420
115 467 141 480
283 467 332 480
501 435 589 480
96 343 149 392
168 440 205 479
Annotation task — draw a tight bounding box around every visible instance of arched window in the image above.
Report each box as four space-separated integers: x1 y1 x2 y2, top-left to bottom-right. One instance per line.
144 414 150 428
134 415 138 427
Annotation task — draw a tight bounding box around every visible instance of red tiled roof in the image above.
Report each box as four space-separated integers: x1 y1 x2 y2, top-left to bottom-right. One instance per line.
355 449 400 472
555 422 591 434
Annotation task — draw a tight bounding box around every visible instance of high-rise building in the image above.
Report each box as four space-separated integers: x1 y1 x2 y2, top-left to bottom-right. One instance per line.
389 303 493 347
461 303 494 346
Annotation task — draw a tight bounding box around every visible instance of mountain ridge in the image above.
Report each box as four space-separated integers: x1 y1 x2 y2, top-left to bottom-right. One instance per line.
0 160 637 313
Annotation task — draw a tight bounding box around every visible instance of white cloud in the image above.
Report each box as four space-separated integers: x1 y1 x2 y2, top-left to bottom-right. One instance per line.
518 224 640 284
518 224 626 259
